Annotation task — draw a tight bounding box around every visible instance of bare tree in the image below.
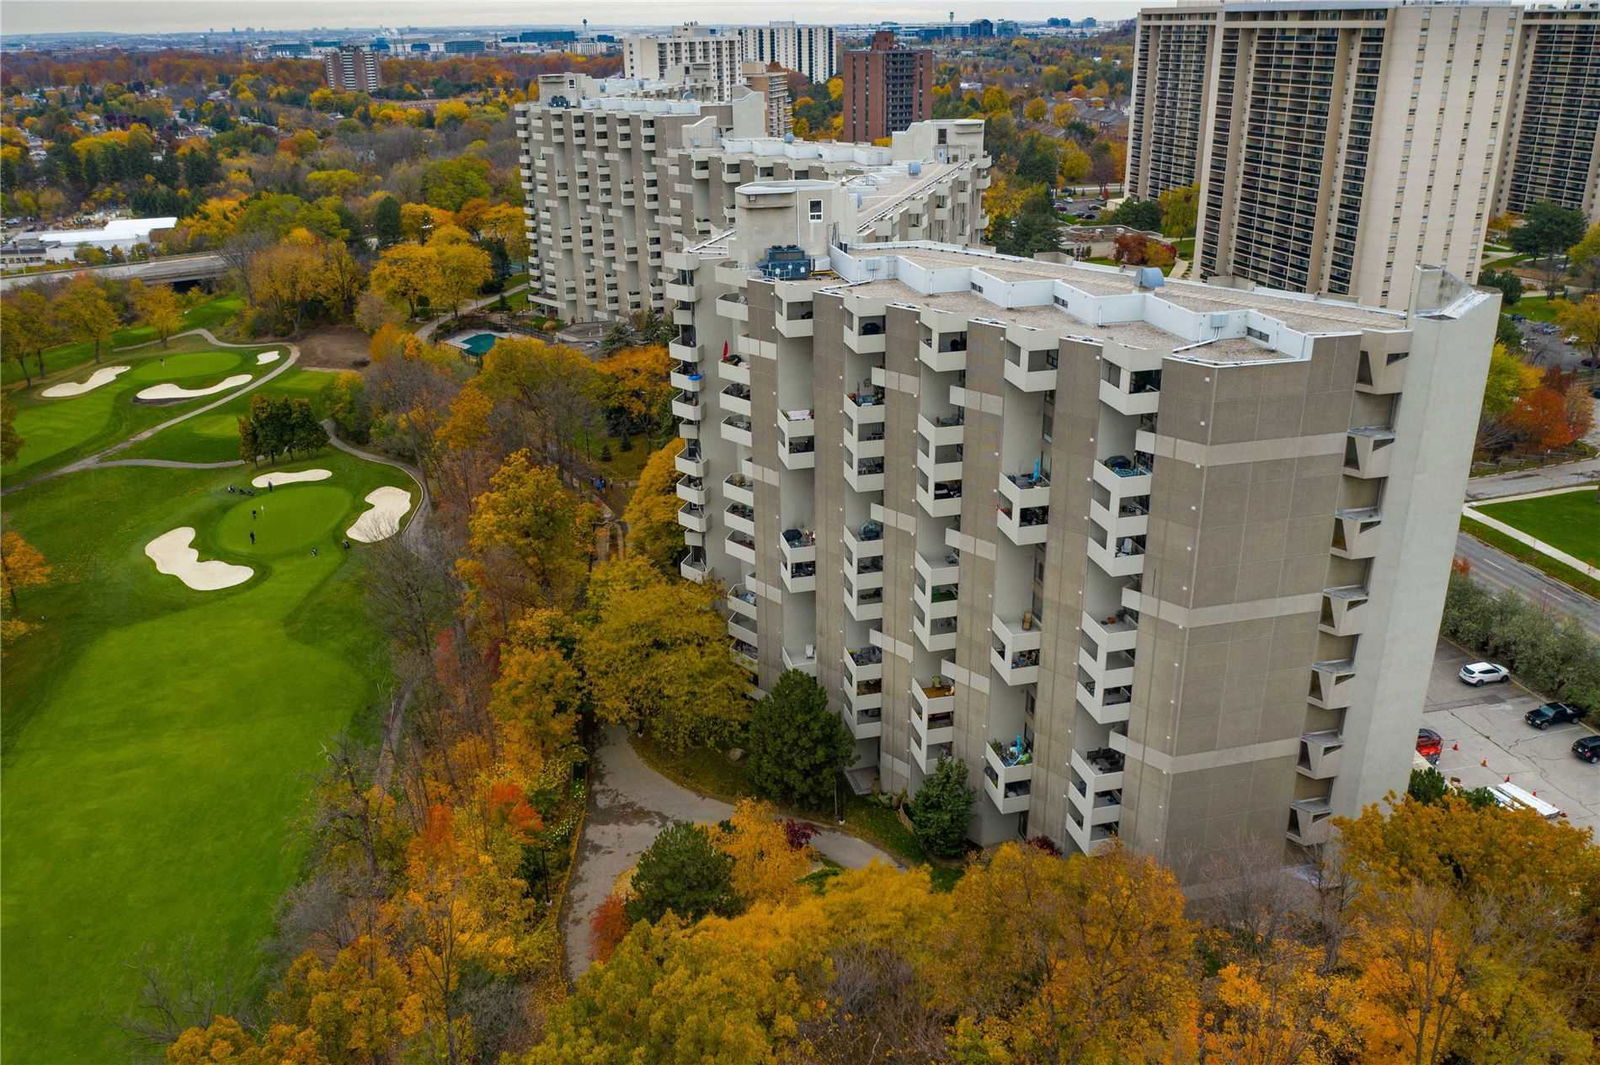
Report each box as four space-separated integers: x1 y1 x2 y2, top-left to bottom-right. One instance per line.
118 942 250 1054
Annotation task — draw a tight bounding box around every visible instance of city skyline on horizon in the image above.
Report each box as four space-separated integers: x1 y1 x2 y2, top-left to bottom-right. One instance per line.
1 0 1147 37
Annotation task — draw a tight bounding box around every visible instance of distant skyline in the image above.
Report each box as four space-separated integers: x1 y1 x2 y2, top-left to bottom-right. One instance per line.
3 0 1149 37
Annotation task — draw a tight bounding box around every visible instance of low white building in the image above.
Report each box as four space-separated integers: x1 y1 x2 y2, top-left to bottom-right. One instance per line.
21 216 176 262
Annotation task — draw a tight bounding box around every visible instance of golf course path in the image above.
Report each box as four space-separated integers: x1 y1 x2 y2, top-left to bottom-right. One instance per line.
321 419 429 545
2 342 300 496
96 458 245 470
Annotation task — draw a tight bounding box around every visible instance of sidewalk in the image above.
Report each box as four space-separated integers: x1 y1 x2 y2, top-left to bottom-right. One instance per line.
1462 485 1599 583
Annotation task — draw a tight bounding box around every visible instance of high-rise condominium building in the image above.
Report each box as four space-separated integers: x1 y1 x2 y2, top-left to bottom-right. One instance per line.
1128 0 1563 309
622 24 744 103
737 23 840 85
667 188 1495 877
843 31 935 142
515 74 988 322
1494 3 1600 220
324 46 380 92
741 62 793 138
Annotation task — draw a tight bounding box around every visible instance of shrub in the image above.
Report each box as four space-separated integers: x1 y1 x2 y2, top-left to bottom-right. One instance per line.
590 893 631 963
625 822 741 925
1441 571 1600 709
907 757 975 859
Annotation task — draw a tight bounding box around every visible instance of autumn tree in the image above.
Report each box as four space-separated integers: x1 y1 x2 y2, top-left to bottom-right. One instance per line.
131 281 183 347
619 438 685 574
1555 294 1600 361
746 669 854 811
54 274 117 363
475 338 603 472
625 822 740 925
580 557 749 749
428 238 492 320
595 345 670 441
1158 183 1199 238
457 450 595 633
711 798 814 908
0 531 52 612
1 397 21 464
1509 200 1587 293
370 243 441 319
0 289 59 383
489 609 585 762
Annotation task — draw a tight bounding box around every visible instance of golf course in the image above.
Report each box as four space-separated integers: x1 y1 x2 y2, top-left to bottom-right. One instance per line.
1 327 419 1062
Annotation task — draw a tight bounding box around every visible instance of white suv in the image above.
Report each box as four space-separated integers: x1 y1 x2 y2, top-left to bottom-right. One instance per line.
1459 661 1510 686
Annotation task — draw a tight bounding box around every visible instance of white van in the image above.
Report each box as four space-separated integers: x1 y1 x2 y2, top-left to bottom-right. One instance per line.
1487 782 1563 820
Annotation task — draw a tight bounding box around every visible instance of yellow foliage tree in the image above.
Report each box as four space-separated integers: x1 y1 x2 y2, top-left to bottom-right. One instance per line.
620 438 686 574
712 799 813 907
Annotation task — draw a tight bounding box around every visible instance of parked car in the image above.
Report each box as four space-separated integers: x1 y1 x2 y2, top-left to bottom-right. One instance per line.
1525 702 1586 729
1573 736 1600 764
1416 727 1443 764
1459 661 1510 686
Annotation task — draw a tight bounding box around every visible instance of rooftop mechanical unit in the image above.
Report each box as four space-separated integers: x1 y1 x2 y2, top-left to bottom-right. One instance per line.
759 245 812 280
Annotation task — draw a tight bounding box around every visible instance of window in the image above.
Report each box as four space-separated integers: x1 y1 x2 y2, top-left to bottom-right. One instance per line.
808 198 824 222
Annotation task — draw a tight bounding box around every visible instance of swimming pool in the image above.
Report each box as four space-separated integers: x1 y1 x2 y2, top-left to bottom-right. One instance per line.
459 333 501 357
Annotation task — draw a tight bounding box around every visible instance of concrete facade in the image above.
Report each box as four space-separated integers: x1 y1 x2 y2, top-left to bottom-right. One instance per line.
515 83 988 322
738 23 840 85
621 25 744 102
1126 0 1600 309
669 188 1497 879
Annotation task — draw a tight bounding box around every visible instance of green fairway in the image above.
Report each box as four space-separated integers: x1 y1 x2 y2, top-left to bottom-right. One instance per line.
120 368 334 465
1 443 414 1061
1476 487 1600 568
0 293 244 387
1 338 277 482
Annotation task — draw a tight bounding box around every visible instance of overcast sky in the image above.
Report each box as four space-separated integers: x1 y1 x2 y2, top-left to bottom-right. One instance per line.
3 0 1151 36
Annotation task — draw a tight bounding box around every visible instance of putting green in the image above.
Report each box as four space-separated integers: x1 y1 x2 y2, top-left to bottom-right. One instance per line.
2 446 413 1061
124 350 242 383
215 484 355 556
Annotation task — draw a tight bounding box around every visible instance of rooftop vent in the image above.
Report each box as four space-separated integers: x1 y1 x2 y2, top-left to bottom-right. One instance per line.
1136 267 1165 290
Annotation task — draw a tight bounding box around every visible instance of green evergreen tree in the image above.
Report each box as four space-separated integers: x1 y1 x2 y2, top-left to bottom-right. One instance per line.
746 669 854 811
907 757 975 859
625 822 740 925
373 195 404 248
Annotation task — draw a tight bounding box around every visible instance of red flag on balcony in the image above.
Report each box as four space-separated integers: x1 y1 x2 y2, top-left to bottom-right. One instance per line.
722 340 729 359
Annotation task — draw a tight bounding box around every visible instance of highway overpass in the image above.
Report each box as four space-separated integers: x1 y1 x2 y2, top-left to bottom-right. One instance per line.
0 253 227 294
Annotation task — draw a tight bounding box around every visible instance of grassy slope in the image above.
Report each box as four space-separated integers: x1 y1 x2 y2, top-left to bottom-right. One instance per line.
1510 295 1566 323
119 368 335 464
0 452 412 1063
1 294 244 388
2 338 277 481
1476 487 1600 568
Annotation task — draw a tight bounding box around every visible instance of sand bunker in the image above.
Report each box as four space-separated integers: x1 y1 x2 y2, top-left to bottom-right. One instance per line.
135 374 252 402
256 351 281 365
41 365 131 398
251 468 332 489
145 528 253 590
346 486 413 543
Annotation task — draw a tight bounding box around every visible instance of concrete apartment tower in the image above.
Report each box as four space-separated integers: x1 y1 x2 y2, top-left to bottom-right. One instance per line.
843 32 935 142
738 23 840 84
515 76 987 323
667 191 1496 878
622 24 744 103
1493 2 1600 220
1125 0 1589 309
324 46 380 92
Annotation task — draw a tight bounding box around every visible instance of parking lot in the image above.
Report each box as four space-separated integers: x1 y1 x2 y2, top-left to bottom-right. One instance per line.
1427 641 1600 834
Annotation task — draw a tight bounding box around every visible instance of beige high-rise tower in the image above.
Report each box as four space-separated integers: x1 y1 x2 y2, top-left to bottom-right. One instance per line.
1128 0 1599 310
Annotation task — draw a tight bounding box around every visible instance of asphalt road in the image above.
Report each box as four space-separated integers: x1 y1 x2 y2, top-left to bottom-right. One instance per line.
1455 531 1600 637
1427 642 1599 836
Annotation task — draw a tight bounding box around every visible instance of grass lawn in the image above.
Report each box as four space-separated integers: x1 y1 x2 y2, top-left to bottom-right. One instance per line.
573 429 661 485
1460 516 1600 599
119 368 336 464
1510 295 1568 323
1 446 413 1062
1475 487 1600 568
1 293 244 388
629 736 964 888
2 338 278 482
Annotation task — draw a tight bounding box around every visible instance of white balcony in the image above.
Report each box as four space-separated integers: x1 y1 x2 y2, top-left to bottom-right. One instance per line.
845 646 884 687
913 676 955 721
716 356 751 386
731 640 759 672
671 305 694 326
782 562 817 594
847 556 885 595
909 728 955 774
919 332 968 373
997 503 1050 546
727 585 758 619
984 752 1033 814
722 474 755 508
910 698 956 746
1089 493 1149 540
913 576 960 621
844 697 883 739
671 392 702 423
1344 427 1395 479
1064 804 1118 855
775 304 815 338
669 339 702 363
721 416 754 447
999 470 1050 510
916 445 964 482
1309 659 1356 710
916 411 965 448
1098 365 1161 416
1079 644 1135 693
715 292 750 322
724 503 756 536
846 586 885 621
913 611 959 653
845 457 886 493
674 447 706 478
1068 748 1125 827
780 528 817 565
726 531 757 565
779 415 816 469
991 613 1043 672
1086 528 1146 579
680 550 708 583
1320 585 1369 637
1297 730 1344 780
1287 797 1334 847
844 521 886 562
985 738 1034 794
728 615 759 646
1075 678 1133 725
913 547 960 587
782 644 818 676
1356 347 1407 395
916 478 963 518
1094 455 1153 500
720 386 753 418
1332 507 1382 559
1003 345 1058 392
844 317 887 353
662 279 699 303
846 389 888 430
